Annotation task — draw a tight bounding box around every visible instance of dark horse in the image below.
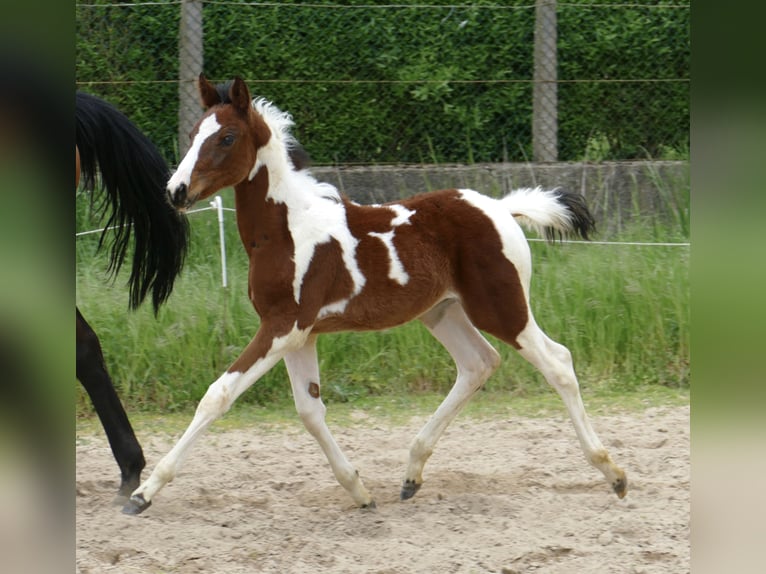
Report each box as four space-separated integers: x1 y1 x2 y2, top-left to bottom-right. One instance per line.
76 91 189 500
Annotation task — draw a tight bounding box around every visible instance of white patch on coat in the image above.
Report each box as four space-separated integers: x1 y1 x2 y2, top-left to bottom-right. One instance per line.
388 204 415 226
244 99 362 305
457 188 532 295
367 204 415 286
368 230 409 285
317 299 349 319
270 175 364 307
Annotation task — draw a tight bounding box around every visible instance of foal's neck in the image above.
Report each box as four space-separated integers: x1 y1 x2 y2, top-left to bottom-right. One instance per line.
234 167 291 257
233 160 342 260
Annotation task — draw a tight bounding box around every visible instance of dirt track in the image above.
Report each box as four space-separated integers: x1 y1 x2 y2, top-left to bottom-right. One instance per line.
76 405 689 573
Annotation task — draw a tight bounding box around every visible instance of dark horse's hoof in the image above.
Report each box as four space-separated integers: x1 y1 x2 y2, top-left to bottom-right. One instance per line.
400 479 422 500
122 493 151 515
113 478 141 507
118 477 141 500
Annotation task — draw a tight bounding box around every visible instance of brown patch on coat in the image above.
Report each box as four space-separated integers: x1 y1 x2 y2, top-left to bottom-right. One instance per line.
339 190 528 346
296 238 355 331
307 190 530 343
308 382 320 399
414 189 528 347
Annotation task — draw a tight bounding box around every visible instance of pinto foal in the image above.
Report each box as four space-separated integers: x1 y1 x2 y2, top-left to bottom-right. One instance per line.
123 75 626 514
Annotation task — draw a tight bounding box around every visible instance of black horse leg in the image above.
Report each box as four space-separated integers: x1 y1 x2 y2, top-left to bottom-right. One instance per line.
76 308 145 501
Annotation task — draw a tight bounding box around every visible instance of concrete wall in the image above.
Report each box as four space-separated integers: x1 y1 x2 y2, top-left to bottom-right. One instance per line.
313 161 689 234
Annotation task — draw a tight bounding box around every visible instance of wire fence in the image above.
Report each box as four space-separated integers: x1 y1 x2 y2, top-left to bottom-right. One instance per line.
75 0 689 166
76 193 689 290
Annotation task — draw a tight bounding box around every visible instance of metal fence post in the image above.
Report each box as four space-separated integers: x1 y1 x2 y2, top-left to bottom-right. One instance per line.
178 0 203 158
533 0 558 162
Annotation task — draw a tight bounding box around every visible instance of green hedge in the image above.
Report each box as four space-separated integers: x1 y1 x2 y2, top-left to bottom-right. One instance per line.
76 1 689 165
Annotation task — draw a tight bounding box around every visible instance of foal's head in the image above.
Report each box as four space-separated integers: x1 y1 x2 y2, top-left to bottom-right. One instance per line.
167 75 271 210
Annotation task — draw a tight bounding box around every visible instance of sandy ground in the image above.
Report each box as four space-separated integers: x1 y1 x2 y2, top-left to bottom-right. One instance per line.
76 404 689 573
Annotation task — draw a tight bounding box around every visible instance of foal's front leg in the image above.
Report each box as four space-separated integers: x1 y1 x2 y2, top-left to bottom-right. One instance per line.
123 324 308 515
284 336 375 508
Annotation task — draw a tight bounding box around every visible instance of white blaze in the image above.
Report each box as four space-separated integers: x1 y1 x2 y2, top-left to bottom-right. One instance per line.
167 115 222 196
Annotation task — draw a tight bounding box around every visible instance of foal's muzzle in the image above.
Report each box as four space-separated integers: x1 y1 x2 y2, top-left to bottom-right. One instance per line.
168 182 190 210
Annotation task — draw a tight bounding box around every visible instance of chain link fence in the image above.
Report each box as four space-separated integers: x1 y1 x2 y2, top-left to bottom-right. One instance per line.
76 1 689 167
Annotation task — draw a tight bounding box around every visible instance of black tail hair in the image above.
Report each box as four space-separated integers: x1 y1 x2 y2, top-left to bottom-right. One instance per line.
547 189 596 241
76 91 189 312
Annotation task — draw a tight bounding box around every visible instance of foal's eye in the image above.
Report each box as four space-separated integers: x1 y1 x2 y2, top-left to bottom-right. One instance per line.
221 134 235 147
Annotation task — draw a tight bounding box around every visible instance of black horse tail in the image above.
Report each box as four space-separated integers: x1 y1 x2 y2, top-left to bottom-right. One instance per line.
76 92 189 312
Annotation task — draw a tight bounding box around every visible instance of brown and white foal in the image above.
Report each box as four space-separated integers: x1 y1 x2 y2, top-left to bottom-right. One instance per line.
123 75 626 514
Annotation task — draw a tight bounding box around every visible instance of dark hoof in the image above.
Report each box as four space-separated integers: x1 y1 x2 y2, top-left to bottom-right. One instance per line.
400 479 422 500
117 477 141 500
122 493 151 515
612 476 628 499
361 500 377 511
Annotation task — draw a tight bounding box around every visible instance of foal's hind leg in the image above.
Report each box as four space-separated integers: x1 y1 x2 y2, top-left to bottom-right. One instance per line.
76 309 145 502
284 336 375 508
401 300 501 500
514 317 627 498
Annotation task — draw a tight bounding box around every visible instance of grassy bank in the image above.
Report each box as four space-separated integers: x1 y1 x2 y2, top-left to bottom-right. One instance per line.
76 183 689 416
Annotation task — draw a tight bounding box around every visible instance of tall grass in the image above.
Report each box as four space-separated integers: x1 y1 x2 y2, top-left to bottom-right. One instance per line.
76 177 689 415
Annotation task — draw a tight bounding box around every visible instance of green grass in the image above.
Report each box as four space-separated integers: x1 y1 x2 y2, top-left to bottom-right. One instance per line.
76 178 689 417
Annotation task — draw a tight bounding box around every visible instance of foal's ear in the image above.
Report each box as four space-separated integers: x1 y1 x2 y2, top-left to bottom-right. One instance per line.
229 77 251 115
198 74 221 108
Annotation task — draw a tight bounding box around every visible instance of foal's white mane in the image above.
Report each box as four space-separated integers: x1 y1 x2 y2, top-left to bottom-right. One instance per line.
252 97 297 152
250 97 341 204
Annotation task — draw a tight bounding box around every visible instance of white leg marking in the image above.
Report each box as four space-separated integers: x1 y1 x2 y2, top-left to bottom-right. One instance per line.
284 337 373 506
405 301 501 488
514 315 626 493
131 325 309 506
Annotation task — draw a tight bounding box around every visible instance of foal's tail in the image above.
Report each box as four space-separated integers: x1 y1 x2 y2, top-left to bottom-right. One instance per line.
76 91 189 313
502 187 596 241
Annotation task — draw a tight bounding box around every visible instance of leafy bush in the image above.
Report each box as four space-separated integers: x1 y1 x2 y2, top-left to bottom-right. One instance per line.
76 1 689 164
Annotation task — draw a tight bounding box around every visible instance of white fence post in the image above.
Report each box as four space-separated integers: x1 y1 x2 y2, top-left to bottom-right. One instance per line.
210 195 228 288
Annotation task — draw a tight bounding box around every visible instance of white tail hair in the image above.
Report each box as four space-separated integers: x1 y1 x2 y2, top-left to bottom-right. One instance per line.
502 187 595 240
